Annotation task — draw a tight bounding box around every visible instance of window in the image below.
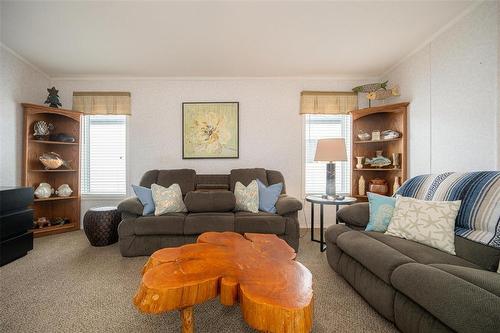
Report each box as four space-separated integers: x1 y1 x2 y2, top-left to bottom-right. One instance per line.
81 115 127 195
304 114 351 195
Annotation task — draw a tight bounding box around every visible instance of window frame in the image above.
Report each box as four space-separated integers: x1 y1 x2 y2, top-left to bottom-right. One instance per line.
80 114 129 199
302 114 352 197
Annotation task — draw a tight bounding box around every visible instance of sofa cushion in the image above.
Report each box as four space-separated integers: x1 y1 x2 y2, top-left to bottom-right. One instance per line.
365 231 480 269
454 235 500 272
134 213 186 235
337 203 370 228
429 264 500 297
234 211 285 234
140 169 196 195
391 263 500 333
184 191 235 213
336 230 414 284
184 212 234 235
266 170 286 194
230 168 268 192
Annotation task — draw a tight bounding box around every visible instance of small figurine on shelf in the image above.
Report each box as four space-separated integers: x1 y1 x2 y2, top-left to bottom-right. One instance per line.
358 176 366 196
33 217 50 229
44 87 62 108
392 153 400 169
33 120 54 140
356 157 364 169
393 177 401 193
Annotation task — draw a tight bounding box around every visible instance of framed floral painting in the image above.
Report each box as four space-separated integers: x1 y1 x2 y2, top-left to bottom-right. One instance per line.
182 102 239 159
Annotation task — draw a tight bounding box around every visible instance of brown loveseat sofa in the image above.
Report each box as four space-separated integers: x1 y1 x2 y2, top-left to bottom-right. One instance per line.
117 168 302 257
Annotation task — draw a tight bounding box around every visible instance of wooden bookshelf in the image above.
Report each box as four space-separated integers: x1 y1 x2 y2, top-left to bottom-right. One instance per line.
350 102 408 201
22 103 83 237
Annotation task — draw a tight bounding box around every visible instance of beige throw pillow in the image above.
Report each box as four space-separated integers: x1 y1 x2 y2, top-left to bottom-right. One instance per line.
151 183 187 215
234 180 259 213
385 196 461 255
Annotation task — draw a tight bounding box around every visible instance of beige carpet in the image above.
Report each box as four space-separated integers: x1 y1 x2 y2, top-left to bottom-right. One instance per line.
0 230 398 333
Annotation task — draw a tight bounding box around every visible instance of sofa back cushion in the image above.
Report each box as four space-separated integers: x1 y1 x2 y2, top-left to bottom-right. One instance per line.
395 171 500 256
140 169 196 195
266 170 286 194
195 174 230 191
184 191 235 213
230 168 268 191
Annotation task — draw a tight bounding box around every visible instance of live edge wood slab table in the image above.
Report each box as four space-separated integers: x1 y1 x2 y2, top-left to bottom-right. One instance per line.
134 232 313 333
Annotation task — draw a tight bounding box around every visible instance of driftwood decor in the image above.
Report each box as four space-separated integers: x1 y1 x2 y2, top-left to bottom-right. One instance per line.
134 232 313 333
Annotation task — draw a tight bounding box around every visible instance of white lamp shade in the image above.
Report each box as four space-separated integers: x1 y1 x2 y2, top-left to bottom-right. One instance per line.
314 138 347 162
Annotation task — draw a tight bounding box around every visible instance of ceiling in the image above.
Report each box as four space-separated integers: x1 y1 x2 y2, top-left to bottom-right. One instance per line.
0 1 475 78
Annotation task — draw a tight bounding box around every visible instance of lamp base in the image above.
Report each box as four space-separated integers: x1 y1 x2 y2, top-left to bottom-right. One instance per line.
326 163 336 197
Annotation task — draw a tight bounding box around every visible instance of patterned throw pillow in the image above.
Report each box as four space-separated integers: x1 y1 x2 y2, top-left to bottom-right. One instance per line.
366 192 396 232
234 180 259 213
151 183 187 215
385 196 461 255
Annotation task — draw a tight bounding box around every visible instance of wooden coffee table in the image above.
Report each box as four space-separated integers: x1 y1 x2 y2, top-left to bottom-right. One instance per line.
134 232 313 333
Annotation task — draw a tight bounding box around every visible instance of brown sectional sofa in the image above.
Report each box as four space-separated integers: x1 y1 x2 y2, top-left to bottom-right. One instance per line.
327 203 500 333
117 168 302 257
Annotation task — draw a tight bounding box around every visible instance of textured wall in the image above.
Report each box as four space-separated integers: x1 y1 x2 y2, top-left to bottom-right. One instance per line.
378 1 499 174
0 47 49 186
53 78 371 227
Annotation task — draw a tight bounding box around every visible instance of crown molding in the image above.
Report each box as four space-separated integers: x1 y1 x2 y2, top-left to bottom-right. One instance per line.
50 75 378 81
0 43 51 81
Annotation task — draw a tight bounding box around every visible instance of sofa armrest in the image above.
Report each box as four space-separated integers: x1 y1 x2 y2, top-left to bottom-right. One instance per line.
275 195 303 216
337 202 369 228
117 196 143 216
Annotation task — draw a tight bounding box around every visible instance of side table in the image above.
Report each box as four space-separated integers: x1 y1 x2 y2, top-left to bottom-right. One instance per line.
83 207 121 247
305 196 357 252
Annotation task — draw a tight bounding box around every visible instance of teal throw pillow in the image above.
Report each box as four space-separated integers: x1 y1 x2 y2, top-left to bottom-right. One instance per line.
257 179 283 213
132 184 155 215
366 192 396 232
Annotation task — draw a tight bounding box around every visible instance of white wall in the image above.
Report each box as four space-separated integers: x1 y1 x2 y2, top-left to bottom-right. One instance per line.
0 46 50 186
378 1 499 174
53 77 371 227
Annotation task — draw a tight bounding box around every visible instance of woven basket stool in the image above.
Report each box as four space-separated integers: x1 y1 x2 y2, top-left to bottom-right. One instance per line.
83 207 121 246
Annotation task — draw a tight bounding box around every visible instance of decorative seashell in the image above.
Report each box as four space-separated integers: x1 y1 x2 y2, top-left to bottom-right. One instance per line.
56 184 73 197
33 121 54 138
39 152 70 169
34 183 54 199
357 131 371 141
381 130 401 140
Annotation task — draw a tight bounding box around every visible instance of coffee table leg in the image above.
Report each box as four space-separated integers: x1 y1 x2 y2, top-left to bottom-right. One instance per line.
180 306 194 333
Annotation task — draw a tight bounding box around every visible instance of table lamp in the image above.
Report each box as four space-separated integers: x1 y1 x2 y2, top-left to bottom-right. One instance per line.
314 138 347 199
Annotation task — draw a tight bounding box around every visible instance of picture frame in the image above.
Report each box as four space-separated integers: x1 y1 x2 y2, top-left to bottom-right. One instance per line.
182 102 239 159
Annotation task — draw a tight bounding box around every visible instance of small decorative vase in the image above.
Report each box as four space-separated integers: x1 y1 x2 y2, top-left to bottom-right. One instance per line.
368 178 388 195
355 157 364 169
56 184 73 197
392 153 400 169
34 183 54 199
358 176 366 196
393 177 401 193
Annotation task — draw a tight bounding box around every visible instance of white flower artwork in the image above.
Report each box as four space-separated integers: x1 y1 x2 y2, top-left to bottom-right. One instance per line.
183 102 239 158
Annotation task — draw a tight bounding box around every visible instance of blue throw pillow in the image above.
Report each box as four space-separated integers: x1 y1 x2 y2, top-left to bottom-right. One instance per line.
256 179 283 213
132 184 155 215
366 192 396 232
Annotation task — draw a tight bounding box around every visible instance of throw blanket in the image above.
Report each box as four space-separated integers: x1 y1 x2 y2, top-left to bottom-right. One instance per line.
396 172 500 249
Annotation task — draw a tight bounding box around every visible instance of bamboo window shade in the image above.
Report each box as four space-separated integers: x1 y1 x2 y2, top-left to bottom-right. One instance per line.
300 91 358 115
72 92 131 115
